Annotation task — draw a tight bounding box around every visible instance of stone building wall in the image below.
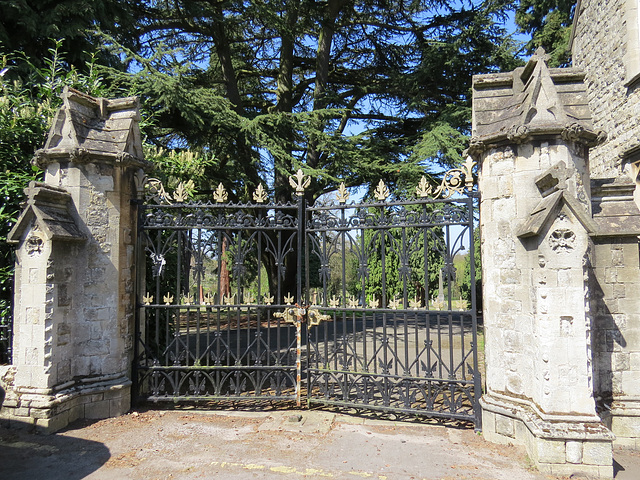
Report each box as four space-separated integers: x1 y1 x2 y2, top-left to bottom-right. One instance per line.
571 0 640 448
571 0 640 179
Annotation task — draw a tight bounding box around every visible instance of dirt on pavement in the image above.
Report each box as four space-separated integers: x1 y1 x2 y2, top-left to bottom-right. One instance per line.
1 407 639 479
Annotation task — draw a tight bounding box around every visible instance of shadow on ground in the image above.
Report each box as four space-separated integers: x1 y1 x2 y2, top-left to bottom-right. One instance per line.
0 419 110 480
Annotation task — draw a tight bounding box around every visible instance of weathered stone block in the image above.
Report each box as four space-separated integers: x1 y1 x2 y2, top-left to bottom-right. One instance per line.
84 400 110 419
566 440 583 464
611 415 640 439
35 412 70 433
536 438 566 464
109 395 130 417
612 352 630 371
495 414 515 438
582 441 612 466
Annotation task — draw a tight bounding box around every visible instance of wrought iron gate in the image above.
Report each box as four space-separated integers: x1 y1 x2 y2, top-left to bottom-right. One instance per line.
133 162 481 427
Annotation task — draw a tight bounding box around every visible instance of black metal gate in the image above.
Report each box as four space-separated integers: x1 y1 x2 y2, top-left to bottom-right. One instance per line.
133 162 481 427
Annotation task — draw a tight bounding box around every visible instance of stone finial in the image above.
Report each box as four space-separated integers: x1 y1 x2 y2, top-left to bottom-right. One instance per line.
6 182 84 245
32 87 150 170
531 46 550 64
471 48 601 147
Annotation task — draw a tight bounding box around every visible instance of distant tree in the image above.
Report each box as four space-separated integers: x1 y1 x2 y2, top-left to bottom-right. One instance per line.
0 0 139 72
460 227 481 312
515 0 576 67
102 0 520 202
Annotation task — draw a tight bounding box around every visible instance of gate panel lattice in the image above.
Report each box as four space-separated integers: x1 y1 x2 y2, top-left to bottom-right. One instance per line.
134 165 480 426
305 197 480 423
134 198 302 402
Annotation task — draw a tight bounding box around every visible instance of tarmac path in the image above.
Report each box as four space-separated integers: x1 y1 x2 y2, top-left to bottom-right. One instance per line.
1 407 638 479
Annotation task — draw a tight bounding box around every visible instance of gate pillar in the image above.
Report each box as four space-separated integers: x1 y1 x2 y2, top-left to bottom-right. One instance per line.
1 87 150 431
470 49 615 478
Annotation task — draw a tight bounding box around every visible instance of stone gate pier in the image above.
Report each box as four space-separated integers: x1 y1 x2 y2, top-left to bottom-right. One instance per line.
471 47 640 478
0 87 149 431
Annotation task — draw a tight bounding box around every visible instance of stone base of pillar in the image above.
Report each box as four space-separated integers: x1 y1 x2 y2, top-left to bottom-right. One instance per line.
481 394 615 479
601 397 640 448
0 366 130 433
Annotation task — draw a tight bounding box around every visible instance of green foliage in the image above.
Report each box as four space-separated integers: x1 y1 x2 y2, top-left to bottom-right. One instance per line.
362 205 445 306
460 227 482 310
143 147 220 198
0 0 139 72
97 0 520 202
515 0 576 67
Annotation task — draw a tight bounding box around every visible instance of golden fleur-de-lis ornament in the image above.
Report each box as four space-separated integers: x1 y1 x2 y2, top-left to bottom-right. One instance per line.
368 296 380 309
336 182 350 204
143 293 153 305
374 180 390 201
203 293 213 305
329 295 341 308
409 296 422 309
182 293 194 305
173 180 194 203
289 169 311 196
253 184 268 203
163 293 174 305
284 293 295 305
263 294 274 306
388 295 401 310
213 183 228 203
347 296 360 308
416 176 432 198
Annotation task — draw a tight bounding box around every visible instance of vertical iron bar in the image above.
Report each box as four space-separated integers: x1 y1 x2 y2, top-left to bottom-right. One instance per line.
469 196 482 430
360 225 368 373
131 199 143 404
196 228 202 365
380 207 389 404
296 193 305 405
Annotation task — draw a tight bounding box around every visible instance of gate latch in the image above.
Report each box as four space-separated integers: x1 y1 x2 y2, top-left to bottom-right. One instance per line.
274 304 331 327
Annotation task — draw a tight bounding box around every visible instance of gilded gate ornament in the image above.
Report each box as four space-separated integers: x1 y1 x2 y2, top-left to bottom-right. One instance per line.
374 180 390 201
329 295 341 308
213 183 228 203
368 296 380 309
263 294 274 305
182 293 194 305
173 180 194 203
253 184 268 203
415 157 476 200
336 182 350 203
289 169 311 196
388 295 402 309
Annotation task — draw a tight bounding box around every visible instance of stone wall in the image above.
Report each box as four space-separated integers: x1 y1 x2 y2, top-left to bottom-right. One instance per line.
572 0 640 179
571 0 640 448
